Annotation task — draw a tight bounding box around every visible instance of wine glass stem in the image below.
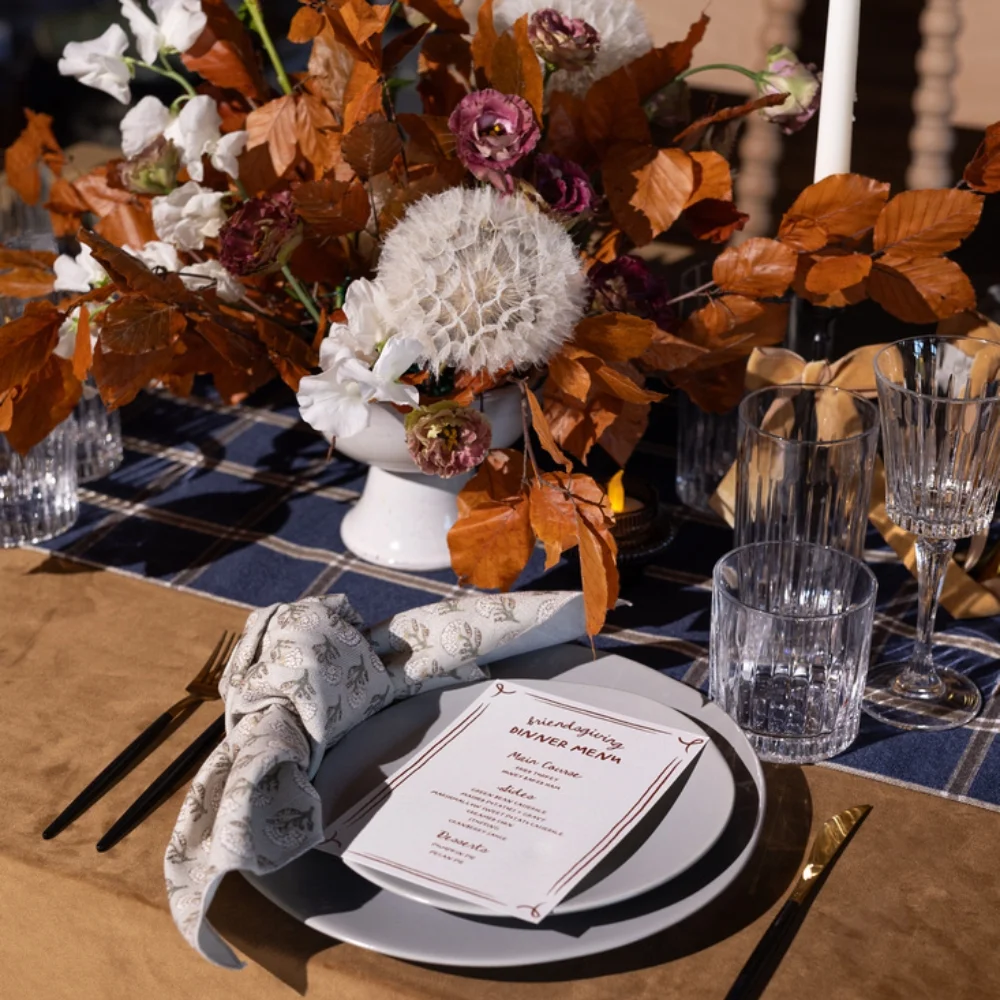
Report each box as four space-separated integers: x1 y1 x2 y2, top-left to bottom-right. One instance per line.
901 537 955 694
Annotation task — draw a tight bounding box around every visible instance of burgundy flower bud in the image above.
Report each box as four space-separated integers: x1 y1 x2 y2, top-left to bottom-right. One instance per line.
219 190 302 277
447 89 541 194
111 136 180 196
756 45 821 134
591 255 674 332
527 9 600 72
533 154 596 215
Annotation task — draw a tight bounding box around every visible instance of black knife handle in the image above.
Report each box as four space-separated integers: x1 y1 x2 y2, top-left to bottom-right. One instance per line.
725 900 801 1000
43 710 178 840
95 715 226 853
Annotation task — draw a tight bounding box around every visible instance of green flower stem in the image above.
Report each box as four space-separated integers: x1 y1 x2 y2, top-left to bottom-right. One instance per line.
674 63 762 85
282 264 322 325
126 57 198 96
245 0 294 96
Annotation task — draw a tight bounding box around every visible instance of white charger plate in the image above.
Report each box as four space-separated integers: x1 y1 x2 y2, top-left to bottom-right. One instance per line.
243 649 766 968
319 679 736 916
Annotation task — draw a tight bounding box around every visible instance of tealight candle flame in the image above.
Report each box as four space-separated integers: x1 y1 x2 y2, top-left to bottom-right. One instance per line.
607 470 626 515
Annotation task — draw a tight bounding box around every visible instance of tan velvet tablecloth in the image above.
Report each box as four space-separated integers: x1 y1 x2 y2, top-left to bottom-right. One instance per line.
2 548 998 1000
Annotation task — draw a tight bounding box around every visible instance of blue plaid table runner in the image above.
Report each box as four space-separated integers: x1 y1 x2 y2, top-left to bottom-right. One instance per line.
31 387 1000 814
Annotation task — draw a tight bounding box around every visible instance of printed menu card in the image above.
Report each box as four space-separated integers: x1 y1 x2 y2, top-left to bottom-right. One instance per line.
324 682 709 922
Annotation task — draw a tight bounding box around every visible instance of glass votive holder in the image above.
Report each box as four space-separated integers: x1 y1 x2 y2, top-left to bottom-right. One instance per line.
735 384 879 557
1 418 79 548
675 392 739 516
75 381 123 483
710 541 877 763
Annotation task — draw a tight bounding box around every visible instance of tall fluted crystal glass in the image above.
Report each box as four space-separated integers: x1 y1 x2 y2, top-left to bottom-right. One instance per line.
735 384 880 556
866 337 1000 730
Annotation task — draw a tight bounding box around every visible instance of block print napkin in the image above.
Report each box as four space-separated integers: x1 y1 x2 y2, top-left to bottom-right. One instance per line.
165 590 588 969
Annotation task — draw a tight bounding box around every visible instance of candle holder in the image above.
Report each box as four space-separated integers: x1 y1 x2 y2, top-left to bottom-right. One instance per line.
609 474 676 576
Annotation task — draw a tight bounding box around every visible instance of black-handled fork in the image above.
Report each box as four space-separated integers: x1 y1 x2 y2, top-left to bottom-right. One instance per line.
43 631 236 840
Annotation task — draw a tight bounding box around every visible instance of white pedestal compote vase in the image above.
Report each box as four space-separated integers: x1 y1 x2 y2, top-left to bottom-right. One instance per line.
336 385 523 571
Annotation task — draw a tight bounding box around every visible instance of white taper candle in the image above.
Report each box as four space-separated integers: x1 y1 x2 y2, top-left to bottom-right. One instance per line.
813 0 862 181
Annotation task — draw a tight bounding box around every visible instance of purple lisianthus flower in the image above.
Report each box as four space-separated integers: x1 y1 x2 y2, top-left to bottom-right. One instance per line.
534 154 596 215
527 9 600 72
591 256 674 332
219 190 302 277
756 45 821 134
447 89 541 193
404 402 493 478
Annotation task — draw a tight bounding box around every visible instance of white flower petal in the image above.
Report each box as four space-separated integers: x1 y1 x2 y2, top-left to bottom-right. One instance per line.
181 260 243 303
151 0 207 54
164 95 221 182
58 25 131 104
297 366 372 441
52 245 106 292
120 0 164 64
120 94 173 158
209 130 247 180
151 180 227 251
132 239 182 271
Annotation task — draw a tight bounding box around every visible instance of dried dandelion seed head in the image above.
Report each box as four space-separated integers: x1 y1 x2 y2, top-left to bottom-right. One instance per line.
495 0 652 99
376 185 587 375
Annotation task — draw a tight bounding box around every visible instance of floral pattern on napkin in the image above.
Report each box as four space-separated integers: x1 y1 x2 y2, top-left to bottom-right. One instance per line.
165 590 586 968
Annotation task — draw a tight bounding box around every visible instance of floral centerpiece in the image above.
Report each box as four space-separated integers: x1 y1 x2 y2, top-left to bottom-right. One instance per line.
1 0 997 634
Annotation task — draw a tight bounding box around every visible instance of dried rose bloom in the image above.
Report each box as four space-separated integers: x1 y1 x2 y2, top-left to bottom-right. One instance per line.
591 255 674 332
111 136 180 196
756 45 821 134
404 402 493 478
447 89 540 193
219 190 302 277
527 9 600 71
534 154 596 215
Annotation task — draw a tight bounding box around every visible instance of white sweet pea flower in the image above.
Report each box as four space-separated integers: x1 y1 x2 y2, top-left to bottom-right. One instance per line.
57 25 131 104
151 181 227 250
53 308 98 361
298 337 422 442
164 96 246 181
120 95 173 158
131 239 182 271
120 0 207 63
319 278 393 363
53 244 107 293
180 260 243 303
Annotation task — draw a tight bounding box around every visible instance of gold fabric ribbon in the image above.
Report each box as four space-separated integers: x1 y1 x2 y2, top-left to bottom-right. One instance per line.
710 338 1000 619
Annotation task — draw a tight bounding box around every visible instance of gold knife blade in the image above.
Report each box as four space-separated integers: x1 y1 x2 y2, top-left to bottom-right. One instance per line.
788 804 872 905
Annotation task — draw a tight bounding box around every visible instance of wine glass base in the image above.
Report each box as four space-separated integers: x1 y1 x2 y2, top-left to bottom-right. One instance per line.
862 662 982 731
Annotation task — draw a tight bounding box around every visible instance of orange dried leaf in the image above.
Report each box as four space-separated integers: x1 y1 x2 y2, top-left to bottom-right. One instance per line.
3 110 64 206
383 22 431 71
526 387 572 472
288 6 325 43
780 174 890 243
0 300 63 393
640 329 708 372
778 215 829 252
673 93 785 144
73 305 93 381
683 198 749 243
4 355 81 455
92 344 177 409
803 252 872 295
576 511 616 636
343 60 384 132
869 253 976 324
96 203 157 250
72 166 133 216
686 150 732 205
471 0 498 77
544 90 590 164
547 348 592 402
246 95 299 177
403 0 469 33
182 0 269 101
79 230 190 301
295 92 342 177
573 312 657 364
490 15 544 120
598 401 649 468
631 147 695 236
713 237 797 297
873 188 983 256
342 115 403 178
607 14 709 103
583 76 650 153
457 448 525 513
529 478 578 569
963 122 1000 193
0 248 55 298
99 297 187 354
325 0 391 66
593 363 664 404
448 497 535 591
294 177 370 237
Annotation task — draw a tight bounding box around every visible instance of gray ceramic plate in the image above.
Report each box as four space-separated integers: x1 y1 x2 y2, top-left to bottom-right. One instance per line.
244 649 766 968
321 679 736 916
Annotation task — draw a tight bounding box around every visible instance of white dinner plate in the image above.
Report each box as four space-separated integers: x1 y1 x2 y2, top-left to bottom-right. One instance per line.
244 648 767 968
318 679 736 916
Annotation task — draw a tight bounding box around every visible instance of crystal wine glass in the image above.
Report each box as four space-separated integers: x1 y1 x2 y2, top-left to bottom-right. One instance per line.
865 336 1000 730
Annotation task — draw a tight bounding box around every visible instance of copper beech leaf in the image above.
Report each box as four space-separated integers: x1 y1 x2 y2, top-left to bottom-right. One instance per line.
182 0 268 101
343 60 384 132
45 177 91 238
402 0 469 33
99 297 187 354
341 115 404 178
3 110 63 206
868 253 976 324
631 148 695 236
294 178 370 237
683 199 749 243
0 248 56 298
288 6 325 43
686 150 732 205
471 0 498 77
4 355 81 455
448 497 535 590
71 166 134 217
324 0 391 66
573 312 657 364
598 401 649 468
964 122 1000 194
79 230 190 301
383 22 431 71
803 252 872 295
246 95 299 177
673 93 785 145
295 92 341 177
528 479 578 569
873 188 983 256
713 238 797 297
490 15 544 120
779 174 890 243
92 343 177 409
457 449 525 513
583 75 650 153
547 348 592 402
73 305 92 381
0 300 63 393
777 216 828 252
96 203 158 250
526 387 572 472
